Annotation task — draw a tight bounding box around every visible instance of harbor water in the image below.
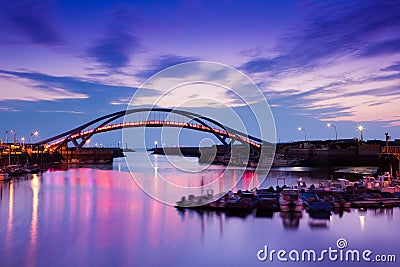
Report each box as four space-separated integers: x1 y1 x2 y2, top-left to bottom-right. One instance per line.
0 152 399 266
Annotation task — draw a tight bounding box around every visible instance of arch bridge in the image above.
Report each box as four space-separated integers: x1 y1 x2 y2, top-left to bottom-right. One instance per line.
37 108 269 152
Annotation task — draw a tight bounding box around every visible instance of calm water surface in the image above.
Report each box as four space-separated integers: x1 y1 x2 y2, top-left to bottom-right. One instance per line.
0 153 399 267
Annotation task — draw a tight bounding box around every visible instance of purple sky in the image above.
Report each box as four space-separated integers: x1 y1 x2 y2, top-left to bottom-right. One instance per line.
0 0 399 146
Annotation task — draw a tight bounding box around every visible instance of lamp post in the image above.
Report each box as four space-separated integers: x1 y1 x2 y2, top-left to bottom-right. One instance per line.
30 131 39 152
5 129 13 143
327 123 337 140
298 127 307 141
30 130 39 143
21 137 25 149
357 125 364 142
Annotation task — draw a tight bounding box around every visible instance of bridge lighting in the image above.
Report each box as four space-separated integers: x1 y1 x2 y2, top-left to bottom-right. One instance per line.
43 113 265 152
327 123 337 140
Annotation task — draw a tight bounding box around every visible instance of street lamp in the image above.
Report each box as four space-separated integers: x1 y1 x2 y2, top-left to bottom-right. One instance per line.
30 130 39 144
298 127 307 141
5 129 13 143
357 125 364 142
327 123 337 140
29 130 39 152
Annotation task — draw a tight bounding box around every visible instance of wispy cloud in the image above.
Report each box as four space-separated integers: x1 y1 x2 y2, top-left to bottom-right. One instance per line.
0 69 140 102
0 0 62 45
135 54 199 80
241 1 400 75
0 74 88 102
87 9 139 71
0 106 21 112
382 62 400 72
110 97 131 106
0 69 136 93
37 110 85 114
88 32 138 70
238 0 400 125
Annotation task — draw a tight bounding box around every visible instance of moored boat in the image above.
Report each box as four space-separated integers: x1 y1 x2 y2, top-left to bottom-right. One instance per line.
0 172 10 181
279 189 303 211
301 192 333 211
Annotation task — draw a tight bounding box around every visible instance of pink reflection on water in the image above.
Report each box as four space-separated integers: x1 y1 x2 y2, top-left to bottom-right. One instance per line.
26 175 40 267
6 182 14 253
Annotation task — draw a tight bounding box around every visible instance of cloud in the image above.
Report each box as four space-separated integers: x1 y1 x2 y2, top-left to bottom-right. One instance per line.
37 110 85 114
0 68 163 121
0 69 140 102
382 62 400 72
88 31 138 70
87 9 139 70
0 69 135 92
240 0 400 75
0 74 88 102
361 38 400 57
341 85 400 98
0 106 21 112
240 57 280 74
237 0 400 126
111 97 131 106
135 54 199 79
0 0 62 45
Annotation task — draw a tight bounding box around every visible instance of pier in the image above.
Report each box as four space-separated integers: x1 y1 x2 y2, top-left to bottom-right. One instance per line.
0 143 123 167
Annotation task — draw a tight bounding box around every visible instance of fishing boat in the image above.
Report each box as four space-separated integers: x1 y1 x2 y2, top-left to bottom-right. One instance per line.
301 192 333 211
0 172 10 181
279 189 303 211
255 191 280 211
337 178 357 189
362 173 400 193
224 191 259 210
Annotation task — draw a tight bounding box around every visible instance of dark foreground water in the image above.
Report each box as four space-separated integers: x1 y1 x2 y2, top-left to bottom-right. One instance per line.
0 153 399 267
